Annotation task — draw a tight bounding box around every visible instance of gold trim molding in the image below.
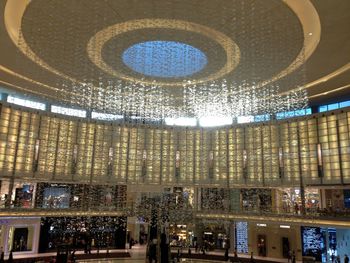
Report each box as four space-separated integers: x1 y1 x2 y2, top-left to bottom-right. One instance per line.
196 212 350 228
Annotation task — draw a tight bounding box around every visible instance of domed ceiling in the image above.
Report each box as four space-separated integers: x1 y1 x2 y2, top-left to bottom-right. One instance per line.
0 0 349 118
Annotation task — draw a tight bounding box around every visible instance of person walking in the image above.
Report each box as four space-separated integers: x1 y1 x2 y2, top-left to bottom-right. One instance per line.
7 250 13 263
345 254 349 263
224 248 229 261
292 250 296 263
0 251 4 263
250 252 255 263
0 247 4 263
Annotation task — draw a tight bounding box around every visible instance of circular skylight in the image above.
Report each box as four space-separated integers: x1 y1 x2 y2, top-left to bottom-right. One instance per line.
122 41 208 78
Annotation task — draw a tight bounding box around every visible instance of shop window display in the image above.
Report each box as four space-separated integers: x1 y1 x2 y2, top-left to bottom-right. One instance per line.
14 185 34 208
169 224 189 247
201 188 230 211
39 217 126 252
0 181 35 208
42 187 70 209
301 226 325 262
200 223 229 250
282 188 320 214
241 189 272 212
235 222 248 254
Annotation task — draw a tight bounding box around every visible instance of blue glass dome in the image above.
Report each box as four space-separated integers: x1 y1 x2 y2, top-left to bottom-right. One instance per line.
122 41 207 78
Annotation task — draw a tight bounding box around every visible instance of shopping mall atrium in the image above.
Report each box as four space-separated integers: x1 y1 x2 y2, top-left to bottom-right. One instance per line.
0 0 350 262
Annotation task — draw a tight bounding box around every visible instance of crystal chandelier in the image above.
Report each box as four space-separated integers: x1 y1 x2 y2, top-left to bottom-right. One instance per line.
14 0 309 122
66 77 308 121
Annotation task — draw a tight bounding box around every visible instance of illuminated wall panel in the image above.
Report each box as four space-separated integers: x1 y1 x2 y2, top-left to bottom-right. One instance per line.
152 129 162 184
218 130 228 184
0 107 12 176
144 129 155 184
119 127 129 182
193 130 201 184
15 112 40 178
262 125 279 185
245 126 263 185
184 130 195 183
134 127 145 183
198 129 210 185
338 113 350 183
299 119 319 185
280 122 300 185
0 103 350 188
318 115 341 184
111 126 125 183
75 122 94 182
227 127 244 185
178 130 190 184
91 124 111 183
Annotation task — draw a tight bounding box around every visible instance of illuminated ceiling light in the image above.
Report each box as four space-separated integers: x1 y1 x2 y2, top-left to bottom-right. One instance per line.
256 223 267 227
7 95 46 110
237 116 254 124
122 41 207 78
165 117 197 126
199 116 232 127
280 225 291 229
51 105 86 118
91 112 123 121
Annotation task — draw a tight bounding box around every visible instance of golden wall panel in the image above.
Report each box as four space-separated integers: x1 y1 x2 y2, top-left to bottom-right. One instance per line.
1 103 350 187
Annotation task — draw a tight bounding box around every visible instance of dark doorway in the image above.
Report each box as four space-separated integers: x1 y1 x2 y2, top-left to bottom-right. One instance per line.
257 234 267 257
282 237 290 258
13 228 29 251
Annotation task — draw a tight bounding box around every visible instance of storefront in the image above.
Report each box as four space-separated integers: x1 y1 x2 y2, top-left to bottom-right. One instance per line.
169 224 194 247
281 188 320 214
201 223 229 250
241 189 272 212
39 216 127 253
0 180 36 208
0 217 41 257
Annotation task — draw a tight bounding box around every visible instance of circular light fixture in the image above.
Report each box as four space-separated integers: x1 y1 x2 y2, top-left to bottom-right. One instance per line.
122 41 208 78
87 19 241 87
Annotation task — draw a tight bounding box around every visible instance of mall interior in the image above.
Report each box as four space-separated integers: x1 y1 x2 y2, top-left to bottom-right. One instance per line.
0 0 350 262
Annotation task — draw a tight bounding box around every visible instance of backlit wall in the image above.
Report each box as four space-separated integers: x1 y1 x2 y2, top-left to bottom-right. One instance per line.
0 103 349 187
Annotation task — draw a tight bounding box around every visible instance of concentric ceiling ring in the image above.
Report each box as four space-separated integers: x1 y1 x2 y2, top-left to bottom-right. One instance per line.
4 0 321 96
87 19 241 87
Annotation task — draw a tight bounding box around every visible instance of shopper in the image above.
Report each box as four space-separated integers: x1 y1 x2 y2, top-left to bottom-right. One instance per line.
224 248 229 261
7 250 13 263
292 251 296 263
250 252 254 263
0 247 3 263
345 254 349 263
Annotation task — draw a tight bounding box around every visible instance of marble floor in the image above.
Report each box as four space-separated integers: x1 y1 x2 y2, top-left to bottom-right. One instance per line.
7 244 297 263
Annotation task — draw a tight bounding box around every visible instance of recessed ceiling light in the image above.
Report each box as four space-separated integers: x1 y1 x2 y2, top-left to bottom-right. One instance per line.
280 225 291 229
